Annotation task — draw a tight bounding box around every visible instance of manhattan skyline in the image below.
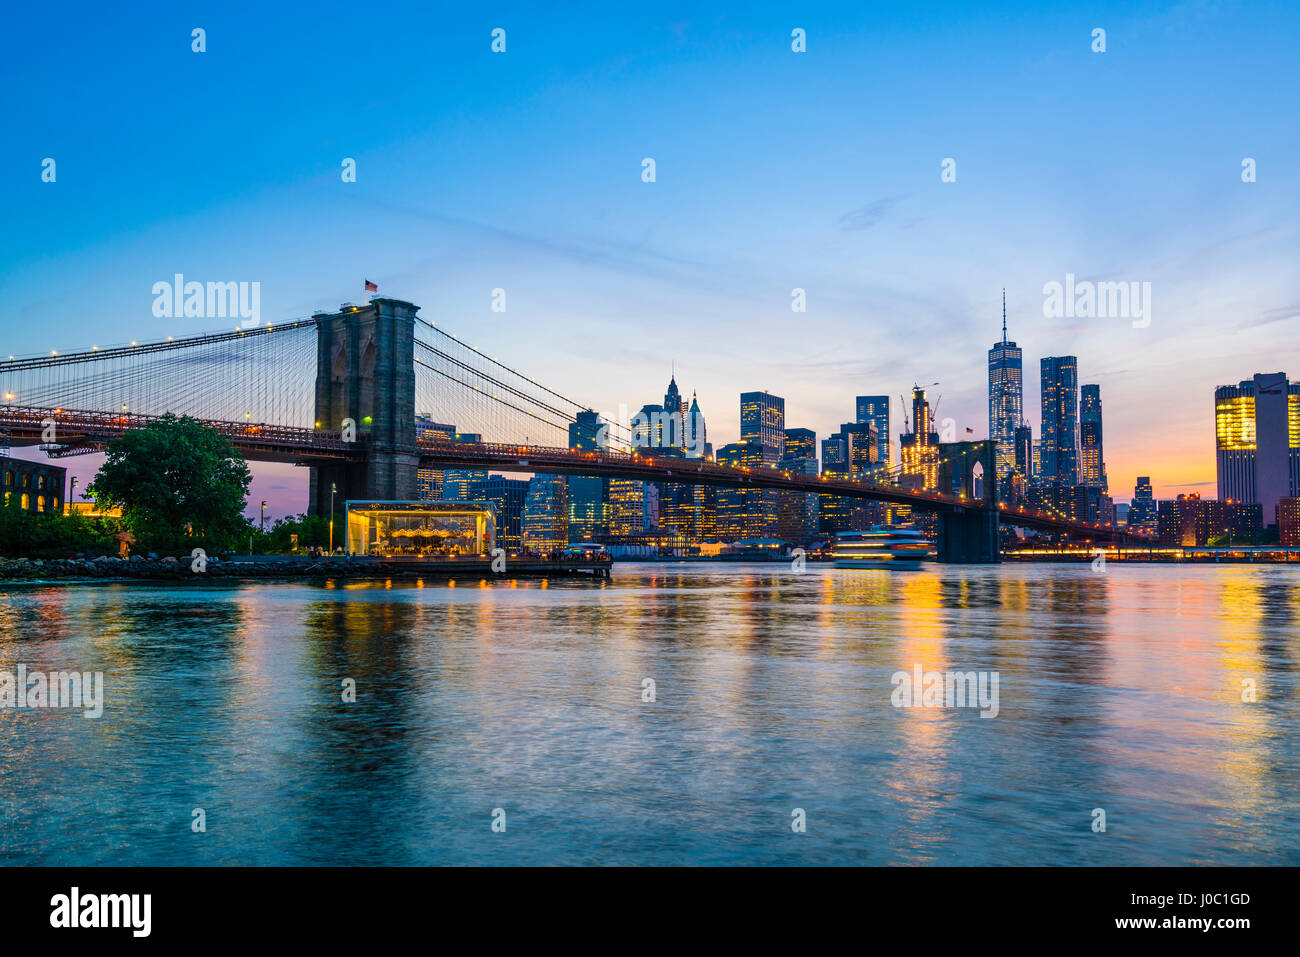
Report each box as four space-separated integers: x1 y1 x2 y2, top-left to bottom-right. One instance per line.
4 1 1299 518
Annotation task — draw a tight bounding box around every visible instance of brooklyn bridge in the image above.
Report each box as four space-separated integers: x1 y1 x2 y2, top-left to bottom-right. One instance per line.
0 297 1145 562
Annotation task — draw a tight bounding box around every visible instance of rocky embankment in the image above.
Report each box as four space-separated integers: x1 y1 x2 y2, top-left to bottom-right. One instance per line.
0 555 354 581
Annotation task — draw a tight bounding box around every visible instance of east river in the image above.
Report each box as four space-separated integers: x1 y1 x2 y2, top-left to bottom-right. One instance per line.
2 563 1297 865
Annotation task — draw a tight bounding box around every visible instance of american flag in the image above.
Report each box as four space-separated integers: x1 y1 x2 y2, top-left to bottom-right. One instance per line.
364 279 378 292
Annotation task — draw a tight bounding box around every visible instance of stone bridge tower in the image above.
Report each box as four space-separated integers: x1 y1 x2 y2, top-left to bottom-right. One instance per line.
309 298 420 518
936 439 1001 563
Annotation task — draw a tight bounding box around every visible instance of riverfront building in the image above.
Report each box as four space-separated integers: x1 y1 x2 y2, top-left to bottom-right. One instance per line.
1215 373 1300 528
1280 498 1300 546
1 456 65 513
1157 494 1263 547
345 501 495 559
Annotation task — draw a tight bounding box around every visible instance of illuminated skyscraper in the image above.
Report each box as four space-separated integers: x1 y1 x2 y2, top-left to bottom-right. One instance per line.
479 475 529 552
443 468 488 500
568 409 604 451
1080 384 1107 490
716 440 774 539
686 391 708 459
415 415 456 501
662 375 686 450
608 479 651 536
631 402 665 450
783 428 816 461
567 409 608 542
1015 424 1033 480
899 387 939 491
840 421 880 477
987 290 1022 496
855 395 891 469
821 434 847 473
1040 356 1079 486
523 474 568 549
779 428 819 544
740 391 785 466
1215 373 1300 526
1127 476 1157 532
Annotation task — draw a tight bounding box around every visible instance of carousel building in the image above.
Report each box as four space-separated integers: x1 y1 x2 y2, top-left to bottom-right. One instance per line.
345 500 496 559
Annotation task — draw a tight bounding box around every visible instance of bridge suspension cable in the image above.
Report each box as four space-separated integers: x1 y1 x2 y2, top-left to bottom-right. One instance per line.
413 317 633 450
0 321 319 428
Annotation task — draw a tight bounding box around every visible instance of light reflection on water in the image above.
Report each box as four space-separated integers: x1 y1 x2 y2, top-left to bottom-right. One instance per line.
1 562 1298 865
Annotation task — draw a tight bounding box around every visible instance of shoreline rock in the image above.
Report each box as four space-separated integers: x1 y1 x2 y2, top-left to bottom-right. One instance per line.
0 555 356 581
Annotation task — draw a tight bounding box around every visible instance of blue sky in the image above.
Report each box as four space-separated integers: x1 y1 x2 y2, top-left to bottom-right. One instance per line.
3 0 1298 515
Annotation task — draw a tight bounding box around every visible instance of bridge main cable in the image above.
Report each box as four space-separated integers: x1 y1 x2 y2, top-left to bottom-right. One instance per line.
415 317 634 443
0 320 318 372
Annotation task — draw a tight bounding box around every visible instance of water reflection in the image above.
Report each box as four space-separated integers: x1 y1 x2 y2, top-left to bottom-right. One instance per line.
0 564 1297 865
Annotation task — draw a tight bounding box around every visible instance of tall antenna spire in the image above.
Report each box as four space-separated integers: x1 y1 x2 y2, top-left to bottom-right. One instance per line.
1001 287 1007 342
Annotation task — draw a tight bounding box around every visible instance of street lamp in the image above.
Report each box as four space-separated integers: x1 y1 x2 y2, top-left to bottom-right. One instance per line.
329 482 337 553
260 500 267 533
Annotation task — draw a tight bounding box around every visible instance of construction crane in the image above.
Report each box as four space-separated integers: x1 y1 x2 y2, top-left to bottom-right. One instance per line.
901 382 939 434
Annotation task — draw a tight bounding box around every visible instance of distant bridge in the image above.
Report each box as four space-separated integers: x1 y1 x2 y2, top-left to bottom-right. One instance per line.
0 298 1149 559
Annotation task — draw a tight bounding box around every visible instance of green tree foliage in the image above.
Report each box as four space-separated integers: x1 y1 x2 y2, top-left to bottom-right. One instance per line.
257 513 330 552
0 498 120 557
87 414 251 553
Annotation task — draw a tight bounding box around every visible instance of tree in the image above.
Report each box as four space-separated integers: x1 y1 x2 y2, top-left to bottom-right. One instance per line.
87 414 251 553
0 497 119 557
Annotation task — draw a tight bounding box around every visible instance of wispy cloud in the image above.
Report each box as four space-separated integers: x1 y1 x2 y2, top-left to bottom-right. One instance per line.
838 196 905 231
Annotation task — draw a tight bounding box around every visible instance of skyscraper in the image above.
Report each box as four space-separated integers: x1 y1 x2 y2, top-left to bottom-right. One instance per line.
987 290 1023 496
568 409 605 451
523 474 568 550
899 387 939 491
567 409 608 542
855 395 891 470
1040 356 1079 486
840 421 880 477
662 375 686 450
478 474 529 552
608 478 651 537
740 391 785 466
1079 384 1107 490
414 415 457 501
780 428 819 544
716 440 775 539
1128 476 1157 532
1014 424 1033 481
686 391 708 459
783 428 816 462
1216 373 1300 526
